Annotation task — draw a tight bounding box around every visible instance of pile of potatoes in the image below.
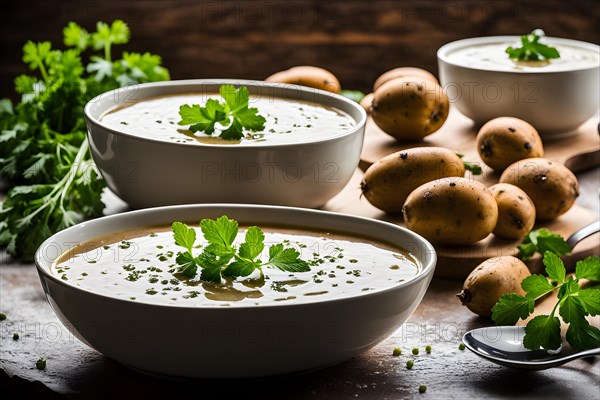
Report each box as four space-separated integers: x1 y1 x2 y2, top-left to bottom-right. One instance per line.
265 65 581 318
362 114 579 247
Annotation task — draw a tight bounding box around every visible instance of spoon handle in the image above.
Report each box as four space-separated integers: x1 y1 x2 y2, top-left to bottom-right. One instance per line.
561 347 600 363
567 221 600 250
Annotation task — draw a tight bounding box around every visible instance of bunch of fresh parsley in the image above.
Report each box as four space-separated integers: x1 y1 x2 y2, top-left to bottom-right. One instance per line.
178 85 266 140
172 216 310 283
506 31 561 61
492 252 600 351
0 20 170 259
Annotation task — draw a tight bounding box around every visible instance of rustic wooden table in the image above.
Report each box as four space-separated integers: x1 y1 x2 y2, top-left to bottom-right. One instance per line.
1 117 599 399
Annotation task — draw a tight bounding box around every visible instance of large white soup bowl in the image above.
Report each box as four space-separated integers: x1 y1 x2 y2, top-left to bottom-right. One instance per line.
84 80 367 209
35 204 436 378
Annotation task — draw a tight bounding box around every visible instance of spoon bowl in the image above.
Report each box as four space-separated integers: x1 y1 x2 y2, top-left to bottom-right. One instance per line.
463 326 600 370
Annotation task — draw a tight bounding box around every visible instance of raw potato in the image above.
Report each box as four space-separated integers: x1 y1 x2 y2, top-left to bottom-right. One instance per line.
499 158 579 221
265 66 341 93
361 147 465 213
373 67 438 91
457 256 531 317
489 183 536 240
403 177 498 245
476 117 544 171
360 92 374 114
371 77 449 141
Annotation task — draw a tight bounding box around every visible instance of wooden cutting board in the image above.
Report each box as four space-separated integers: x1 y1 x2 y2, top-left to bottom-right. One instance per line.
323 110 600 280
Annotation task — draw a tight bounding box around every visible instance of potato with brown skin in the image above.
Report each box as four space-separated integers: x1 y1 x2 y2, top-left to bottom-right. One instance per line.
499 158 579 221
371 77 449 141
265 66 341 93
489 183 536 240
476 117 544 171
373 67 438 91
359 92 374 114
403 177 498 245
457 256 530 317
361 147 465 213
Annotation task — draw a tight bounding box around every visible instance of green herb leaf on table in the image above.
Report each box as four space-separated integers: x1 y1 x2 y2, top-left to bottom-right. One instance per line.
0 20 170 260
517 228 570 260
506 32 561 62
171 217 310 283
178 84 266 141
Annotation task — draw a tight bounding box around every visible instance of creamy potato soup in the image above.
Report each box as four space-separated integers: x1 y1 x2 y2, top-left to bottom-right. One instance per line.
100 94 356 145
53 226 421 307
447 42 599 72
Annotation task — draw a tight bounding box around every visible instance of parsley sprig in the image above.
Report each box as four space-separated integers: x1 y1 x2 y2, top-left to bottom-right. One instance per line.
0 20 170 260
492 253 600 352
506 31 561 62
178 85 266 140
172 216 310 284
517 228 570 261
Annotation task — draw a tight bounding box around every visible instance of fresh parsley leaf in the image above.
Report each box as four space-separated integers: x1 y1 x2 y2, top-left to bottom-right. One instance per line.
521 274 555 299
517 228 570 260
559 290 584 324
491 293 534 325
266 244 310 272
506 32 561 62
220 84 245 111
172 222 196 253
171 217 311 283
91 20 130 58
577 288 600 316
223 259 261 278
178 85 266 141
340 90 365 103
200 263 224 284
523 315 562 351
575 256 600 281
566 318 600 352
238 226 265 260
454 152 482 175
63 22 89 50
544 251 566 284
175 251 197 278
200 215 238 249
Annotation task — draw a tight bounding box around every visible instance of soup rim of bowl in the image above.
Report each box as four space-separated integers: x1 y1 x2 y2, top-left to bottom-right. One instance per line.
437 35 600 74
83 79 368 149
35 204 436 310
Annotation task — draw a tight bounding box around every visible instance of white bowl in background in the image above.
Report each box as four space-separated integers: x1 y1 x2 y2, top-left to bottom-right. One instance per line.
84 80 367 209
437 36 599 136
35 204 436 378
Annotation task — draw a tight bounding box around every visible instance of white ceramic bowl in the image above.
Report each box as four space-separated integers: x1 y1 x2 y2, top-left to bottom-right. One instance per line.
35 204 436 379
438 36 600 136
83 80 367 209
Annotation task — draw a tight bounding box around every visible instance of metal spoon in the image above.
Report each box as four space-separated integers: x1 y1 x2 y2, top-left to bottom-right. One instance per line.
462 326 600 370
462 221 600 370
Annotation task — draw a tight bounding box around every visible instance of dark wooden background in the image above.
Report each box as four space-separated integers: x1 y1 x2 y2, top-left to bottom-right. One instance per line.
1 0 599 98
